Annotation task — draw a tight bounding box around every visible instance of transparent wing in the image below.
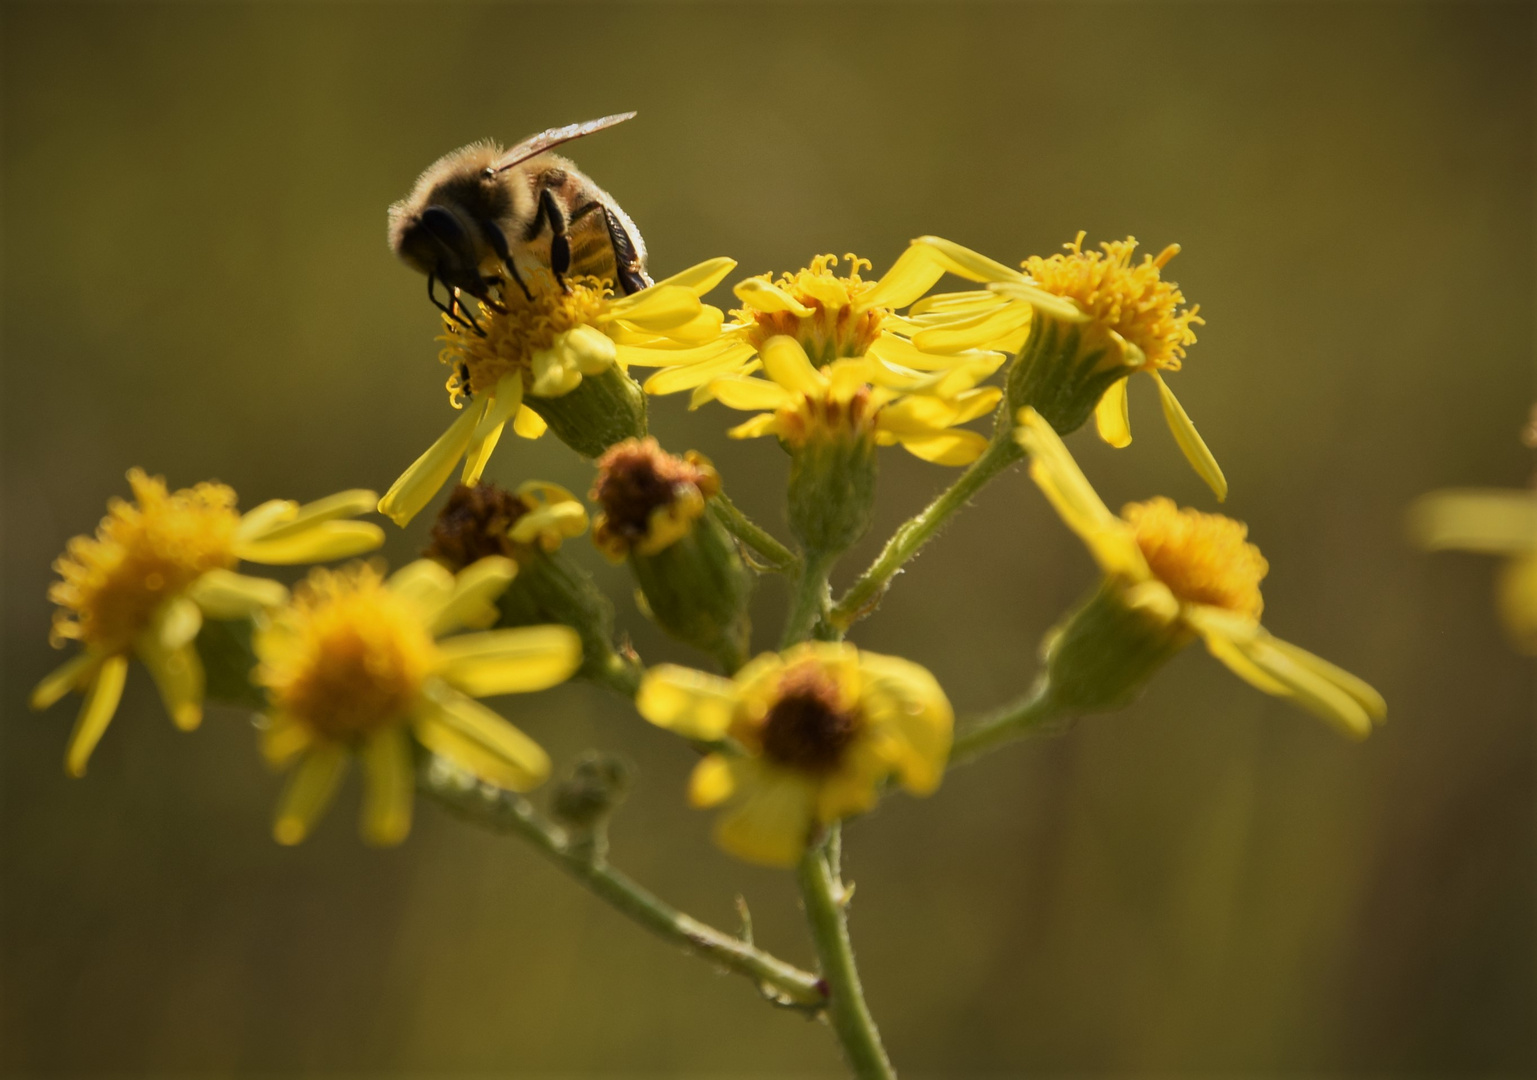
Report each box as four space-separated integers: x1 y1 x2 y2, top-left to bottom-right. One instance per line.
491 112 636 174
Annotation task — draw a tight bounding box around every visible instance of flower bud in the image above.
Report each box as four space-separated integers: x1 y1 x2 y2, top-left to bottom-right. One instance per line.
1004 315 1140 437
592 439 751 669
551 751 632 832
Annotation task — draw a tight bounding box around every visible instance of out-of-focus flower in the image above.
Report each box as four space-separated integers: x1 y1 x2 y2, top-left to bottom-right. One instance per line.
379 259 735 525
1409 486 1537 653
636 642 953 867
254 558 581 845
1016 409 1384 736
425 480 589 569
31 470 383 776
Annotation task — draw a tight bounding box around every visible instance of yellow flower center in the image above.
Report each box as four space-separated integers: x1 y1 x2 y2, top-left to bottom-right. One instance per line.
1022 233 1203 370
48 469 240 652
1122 497 1267 617
259 564 438 741
752 662 862 774
441 273 610 405
737 255 884 364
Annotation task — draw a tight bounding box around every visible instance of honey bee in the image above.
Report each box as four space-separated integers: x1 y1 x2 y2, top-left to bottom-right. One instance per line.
388 113 651 330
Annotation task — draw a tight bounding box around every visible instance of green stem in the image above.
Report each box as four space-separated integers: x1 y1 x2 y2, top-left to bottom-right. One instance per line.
830 431 1022 630
710 493 798 573
797 826 895 1079
422 766 826 1010
783 549 837 648
948 678 1065 766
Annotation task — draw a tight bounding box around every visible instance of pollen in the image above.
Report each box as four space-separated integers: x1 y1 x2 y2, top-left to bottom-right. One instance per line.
1023 233 1204 370
48 469 240 652
1122 497 1267 617
755 662 862 775
736 254 884 365
257 563 438 741
441 273 610 406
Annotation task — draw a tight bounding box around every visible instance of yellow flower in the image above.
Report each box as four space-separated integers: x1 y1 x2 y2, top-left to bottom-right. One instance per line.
424 480 589 570
1410 487 1537 653
378 258 736 526
897 234 1226 499
1016 409 1385 737
634 254 1006 467
31 470 385 776
254 558 582 846
636 642 953 867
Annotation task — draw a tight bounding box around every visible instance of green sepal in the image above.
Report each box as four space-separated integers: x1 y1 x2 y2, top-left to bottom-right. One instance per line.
528 365 648 459
1039 583 1190 714
629 510 751 671
1004 313 1136 437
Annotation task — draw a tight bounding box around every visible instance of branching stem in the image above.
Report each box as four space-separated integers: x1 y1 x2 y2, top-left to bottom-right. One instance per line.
711 492 798 574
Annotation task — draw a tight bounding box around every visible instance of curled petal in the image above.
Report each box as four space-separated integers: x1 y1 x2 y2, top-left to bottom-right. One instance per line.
378 402 484 527
1152 372 1227 502
1095 378 1133 448
65 655 129 777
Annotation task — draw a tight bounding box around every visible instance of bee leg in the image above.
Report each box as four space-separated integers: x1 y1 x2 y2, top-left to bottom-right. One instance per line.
480 220 533 302
428 273 483 334
597 204 651 296
537 188 572 292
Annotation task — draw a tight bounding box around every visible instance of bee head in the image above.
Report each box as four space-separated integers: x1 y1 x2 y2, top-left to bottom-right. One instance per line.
390 204 491 300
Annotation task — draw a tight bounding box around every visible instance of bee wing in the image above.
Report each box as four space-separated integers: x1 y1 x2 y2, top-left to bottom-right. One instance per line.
491 113 636 174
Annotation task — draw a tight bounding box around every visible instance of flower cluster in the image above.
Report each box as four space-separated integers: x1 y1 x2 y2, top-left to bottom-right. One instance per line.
33 215 1385 876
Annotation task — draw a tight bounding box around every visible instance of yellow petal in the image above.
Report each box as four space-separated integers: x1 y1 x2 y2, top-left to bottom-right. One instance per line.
136 632 205 732
425 556 517 636
1095 378 1133 448
986 279 1093 324
618 338 753 370
726 414 782 440
1408 489 1537 554
245 489 378 543
188 569 289 618
361 727 414 846
475 373 525 438
657 304 726 345
1497 551 1537 653
31 652 103 711
856 652 953 795
912 303 1033 353
235 499 298 543
417 685 550 791
635 664 739 740
855 236 1022 311
461 420 505 485
512 404 548 439
708 375 795 412
1015 408 1150 580
865 332 1004 373
64 655 129 777
260 712 314 768
632 256 736 298
895 429 990 466
712 767 818 868
610 284 701 330
378 403 483 527
1152 372 1227 502
273 744 349 845
234 521 386 565
759 335 825 395
437 626 583 697
688 754 738 808
387 558 456 611
733 277 812 316
643 346 759 395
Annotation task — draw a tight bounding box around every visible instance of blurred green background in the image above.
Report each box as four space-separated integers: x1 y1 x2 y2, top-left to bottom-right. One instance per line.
3 1 1533 1075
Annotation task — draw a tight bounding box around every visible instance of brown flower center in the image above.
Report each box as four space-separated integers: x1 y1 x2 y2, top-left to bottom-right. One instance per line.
591 438 717 544
424 482 530 569
759 664 862 774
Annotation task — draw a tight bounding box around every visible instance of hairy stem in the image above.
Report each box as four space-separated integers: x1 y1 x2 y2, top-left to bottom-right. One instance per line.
422 765 826 1010
830 431 1022 631
797 826 895 1079
711 492 798 573
783 549 837 648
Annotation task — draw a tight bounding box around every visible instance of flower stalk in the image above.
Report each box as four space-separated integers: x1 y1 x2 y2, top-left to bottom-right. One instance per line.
797 825 895 1079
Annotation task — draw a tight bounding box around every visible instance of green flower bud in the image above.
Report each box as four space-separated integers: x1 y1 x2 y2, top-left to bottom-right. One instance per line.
592 439 752 670
1004 314 1139 437
785 392 879 557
